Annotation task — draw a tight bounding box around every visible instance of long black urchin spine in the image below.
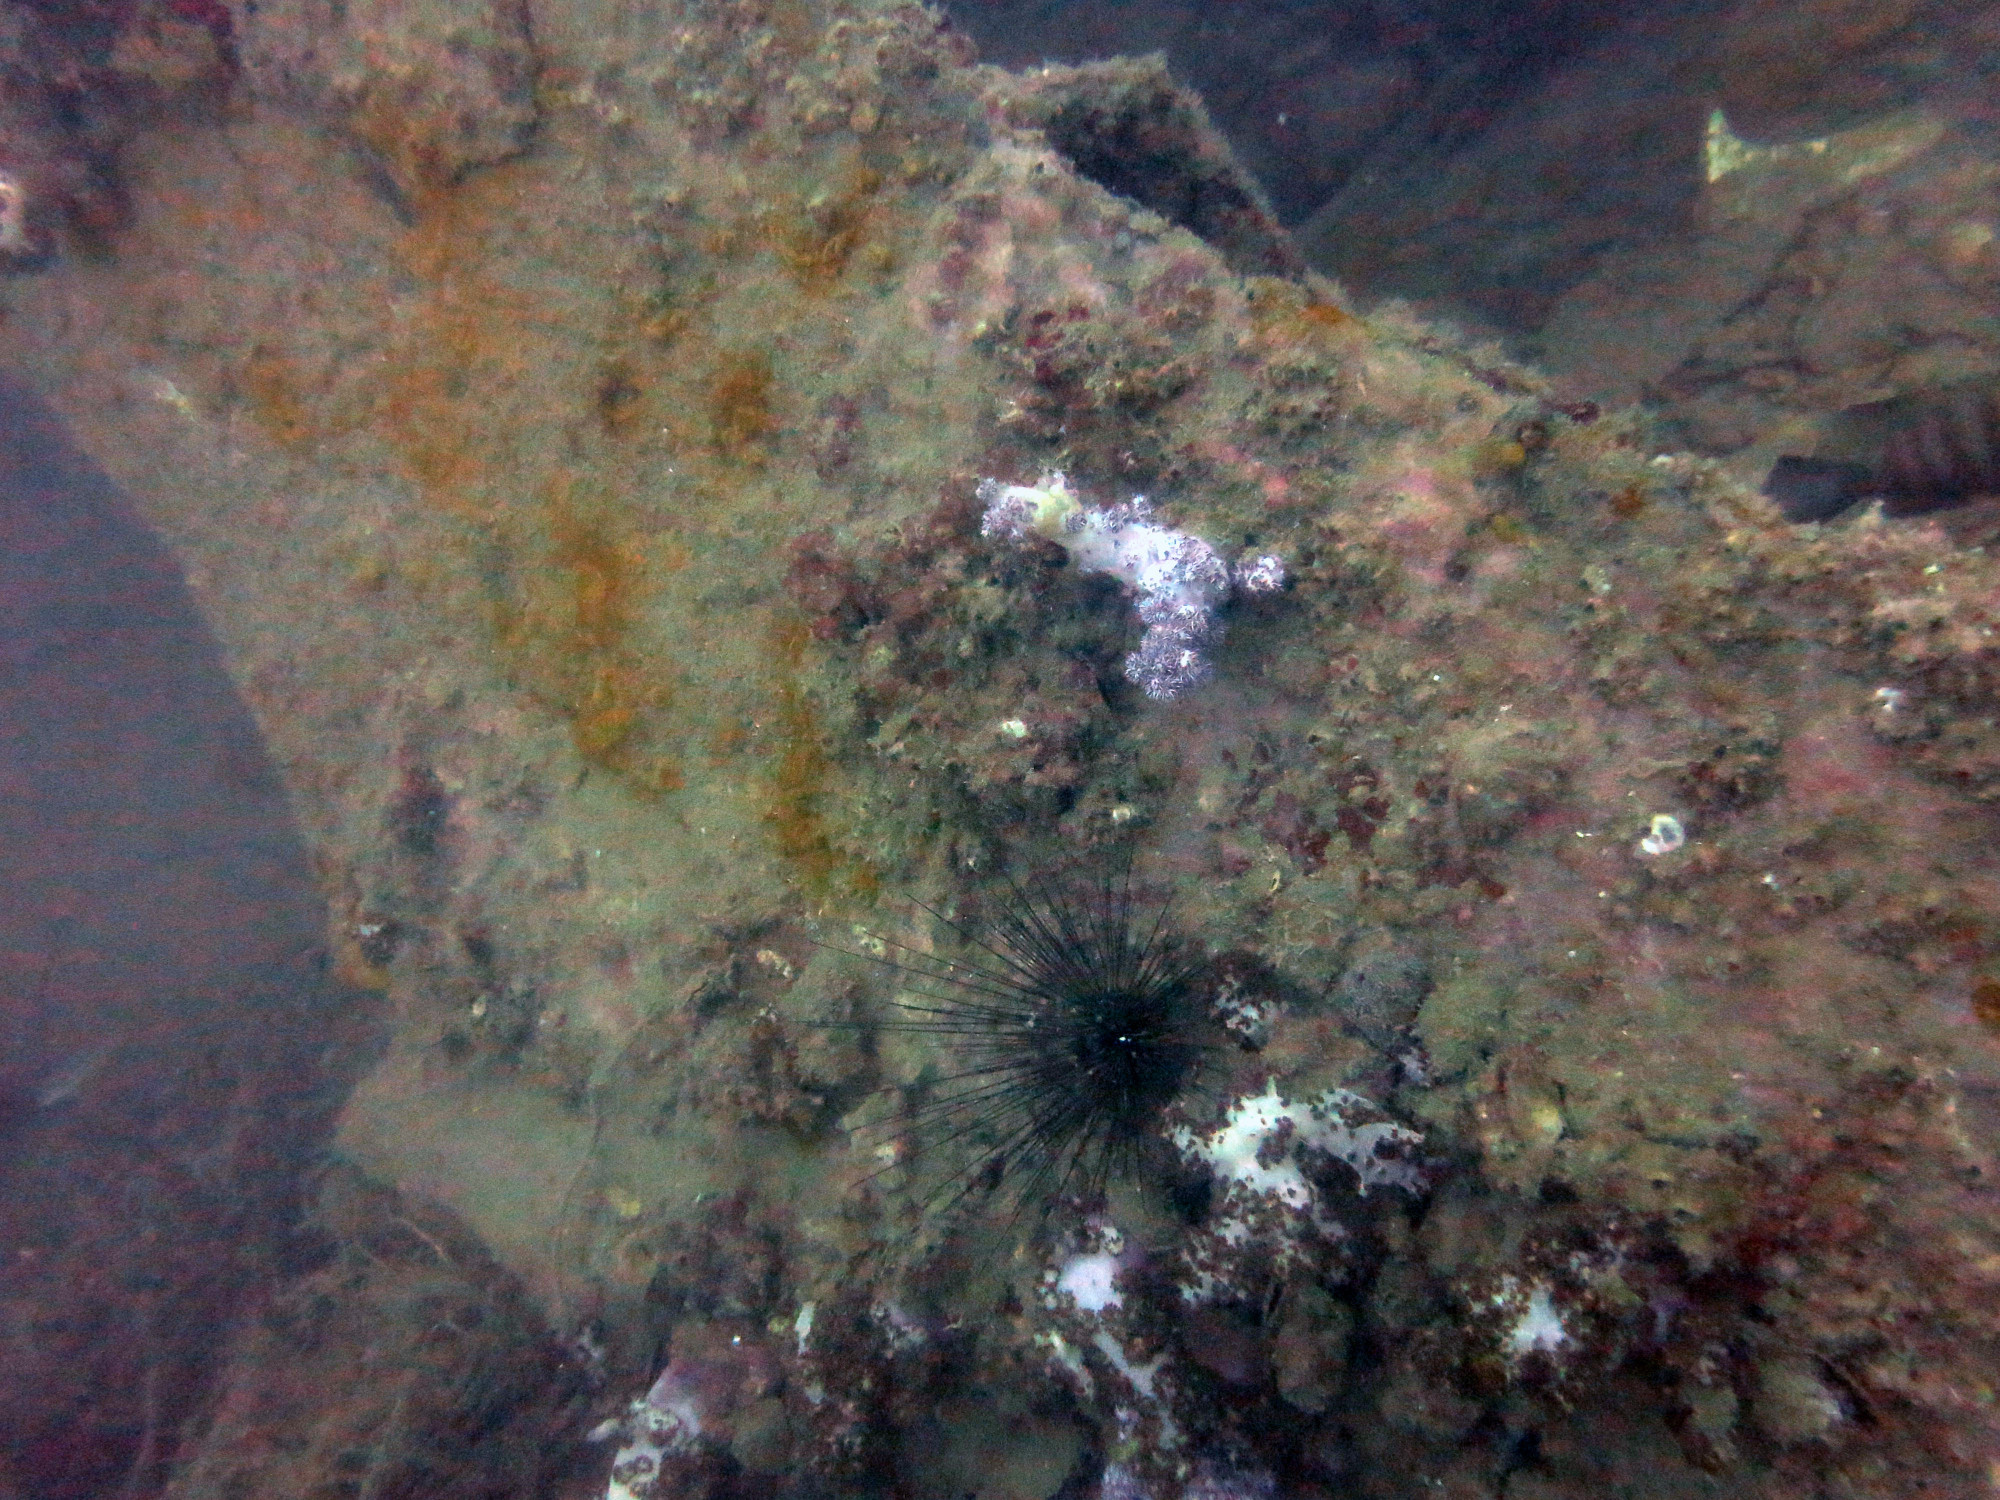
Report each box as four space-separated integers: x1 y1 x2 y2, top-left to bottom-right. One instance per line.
853 866 1211 1218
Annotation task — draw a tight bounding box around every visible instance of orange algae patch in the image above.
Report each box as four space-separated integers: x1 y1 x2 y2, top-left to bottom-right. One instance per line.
709 349 779 462
1249 279 1367 352
572 664 637 762
380 290 532 512
767 683 837 891
774 163 885 293
1608 484 1649 518
492 474 684 794
552 501 633 654
1299 301 1359 333
240 343 322 452
1972 977 2000 1035
550 513 681 789
377 163 555 519
361 164 690 796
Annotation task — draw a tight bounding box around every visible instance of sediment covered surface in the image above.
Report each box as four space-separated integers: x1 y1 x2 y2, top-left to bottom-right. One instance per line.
2 1 1999 1495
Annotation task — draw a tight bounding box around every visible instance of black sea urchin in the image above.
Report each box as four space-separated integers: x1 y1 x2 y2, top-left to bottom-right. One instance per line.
859 865 1215 1217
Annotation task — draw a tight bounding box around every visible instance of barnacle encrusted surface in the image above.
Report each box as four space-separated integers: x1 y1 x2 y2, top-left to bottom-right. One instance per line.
3 1 2000 1496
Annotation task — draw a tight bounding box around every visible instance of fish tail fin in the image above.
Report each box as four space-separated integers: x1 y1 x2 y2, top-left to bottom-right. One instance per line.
1762 455 1875 522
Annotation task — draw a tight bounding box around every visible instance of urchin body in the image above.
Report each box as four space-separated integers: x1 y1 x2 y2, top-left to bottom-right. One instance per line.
876 869 1214 1215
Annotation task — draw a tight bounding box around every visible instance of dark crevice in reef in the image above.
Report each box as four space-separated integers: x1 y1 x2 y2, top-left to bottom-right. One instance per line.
1007 54 1307 281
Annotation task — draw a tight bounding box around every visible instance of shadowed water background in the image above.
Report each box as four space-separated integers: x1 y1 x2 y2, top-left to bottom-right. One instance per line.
0 373 382 1498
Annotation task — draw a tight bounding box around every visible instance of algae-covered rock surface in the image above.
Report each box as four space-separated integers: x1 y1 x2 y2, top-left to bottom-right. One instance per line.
3 1 1998 1496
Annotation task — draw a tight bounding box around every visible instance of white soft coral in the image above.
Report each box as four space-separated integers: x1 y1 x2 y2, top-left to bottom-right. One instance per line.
977 473 1283 699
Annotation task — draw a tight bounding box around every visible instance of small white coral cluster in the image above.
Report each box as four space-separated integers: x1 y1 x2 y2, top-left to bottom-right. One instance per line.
977 473 1284 700
1488 1274 1570 1368
1037 1221 1183 1452
1170 1082 1424 1299
588 1367 701 1500
1023 1085 1428 1500
1101 1457 1279 1500
588 1322 796 1500
1458 1229 1646 1392
1031 1210 1316 1500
